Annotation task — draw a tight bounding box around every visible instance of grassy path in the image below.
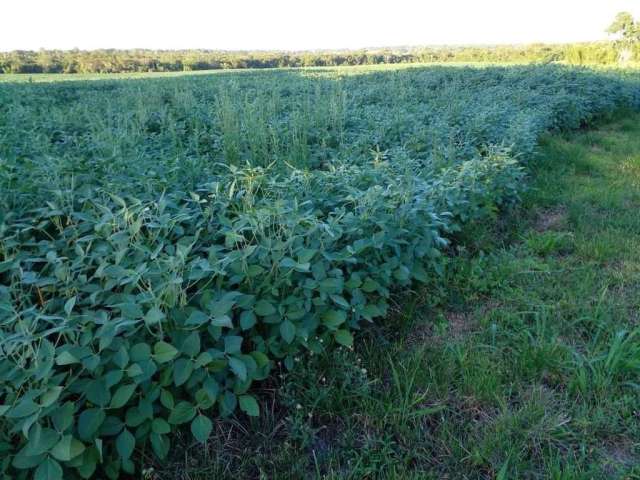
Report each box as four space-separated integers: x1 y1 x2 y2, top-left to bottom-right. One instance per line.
172 113 640 479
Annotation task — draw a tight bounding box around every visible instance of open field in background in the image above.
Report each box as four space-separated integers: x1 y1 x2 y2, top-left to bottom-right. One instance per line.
0 63 568 83
164 112 640 479
2 62 640 84
0 65 639 479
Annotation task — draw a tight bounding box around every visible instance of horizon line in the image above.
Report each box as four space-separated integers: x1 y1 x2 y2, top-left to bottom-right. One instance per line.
0 40 616 55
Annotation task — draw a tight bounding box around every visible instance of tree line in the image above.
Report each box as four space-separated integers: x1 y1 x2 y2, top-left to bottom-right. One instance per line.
0 43 636 74
2 13 639 75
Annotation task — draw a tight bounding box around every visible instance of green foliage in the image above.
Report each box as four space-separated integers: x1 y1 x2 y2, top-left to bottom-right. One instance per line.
166 113 640 479
0 41 637 75
0 65 639 478
607 12 640 46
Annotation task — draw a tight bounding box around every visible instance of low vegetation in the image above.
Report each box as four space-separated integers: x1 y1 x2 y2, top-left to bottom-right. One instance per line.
168 111 640 479
0 65 639 479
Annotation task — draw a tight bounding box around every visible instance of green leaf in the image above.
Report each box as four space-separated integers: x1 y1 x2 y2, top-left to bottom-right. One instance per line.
394 265 411 281
125 407 145 427
144 307 165 326
116 428 135 461
56 351 80 366
195 389 215 409
138 398 153 419
322 309 347 329
150 433 170 460
345 274 363 290
208 299 235 317
279 257 297 269
168 401 196 425
55 351 79 366
39 387 63 408
160 389 174 410
244 264 263 278
7 399 40 418
181 332 201 357
319 277 343 294
254 300 276 316
294 262 311 272
240 310 257 330
194 351 213 368
362 277 379 293
239 395 260 417
280 320 296 344
76 457 97 479
152 418 171 435
249 351 270 369
228 357 247 381
78 408 105 441
109 193 127 207
50 435 85 461
104 369 124 388
297 248 318 263
334 329 354 347
125 363 143 377
173 358 194 387
119 302 144 319
412 266 429 282
190 415 213 444
64 296 76 316
203 378 220 401
12 452 46 469
330 294 350 308
34 457 62 480
24 425 59 456
52 402 74 432
153 341 178 363
130 343 151 362
361 303 382 321
85 379 110 407
211 315 233 328
109 384 136 409
220 391 237 416
98 416 124 436
186 310 209 326
224 336 243 354
112 347 129 369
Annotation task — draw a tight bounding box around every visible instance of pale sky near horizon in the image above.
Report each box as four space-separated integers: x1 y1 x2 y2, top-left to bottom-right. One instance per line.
2 0 640 52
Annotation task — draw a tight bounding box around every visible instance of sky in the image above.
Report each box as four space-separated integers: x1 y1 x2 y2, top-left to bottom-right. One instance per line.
2 0 640 52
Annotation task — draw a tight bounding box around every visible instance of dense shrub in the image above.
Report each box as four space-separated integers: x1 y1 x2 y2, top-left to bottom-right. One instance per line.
0 66 639 478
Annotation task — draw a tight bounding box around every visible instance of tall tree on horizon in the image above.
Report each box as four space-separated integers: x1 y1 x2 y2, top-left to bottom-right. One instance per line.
606 12 639 63
607 12 640 45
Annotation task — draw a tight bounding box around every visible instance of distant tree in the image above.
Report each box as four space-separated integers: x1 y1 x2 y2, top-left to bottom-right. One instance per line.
607 12 640 45
606 12 639 63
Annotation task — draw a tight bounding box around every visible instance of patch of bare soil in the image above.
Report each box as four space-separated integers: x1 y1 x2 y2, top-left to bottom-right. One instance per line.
535 206 567 232
445 311 476 341
602 439 638 477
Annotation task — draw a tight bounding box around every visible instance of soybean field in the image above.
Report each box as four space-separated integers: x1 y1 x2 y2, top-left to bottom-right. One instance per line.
1 65 639 479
